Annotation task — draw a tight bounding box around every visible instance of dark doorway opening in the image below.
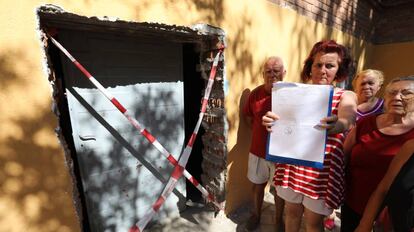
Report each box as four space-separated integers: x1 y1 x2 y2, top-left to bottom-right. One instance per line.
183 43 204 204
46 35 92 231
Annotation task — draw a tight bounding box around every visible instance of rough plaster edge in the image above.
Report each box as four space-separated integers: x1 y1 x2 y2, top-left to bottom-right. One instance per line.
37 4 203 37
35 5 83 230
37 3 228 39
191 23 226 38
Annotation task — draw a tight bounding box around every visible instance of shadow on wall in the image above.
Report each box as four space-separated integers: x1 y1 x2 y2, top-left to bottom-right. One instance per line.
132 0 225 26
0 50 26 91
225 88 252 214
285 0 367 83
0 50 80 232
181 0 225 25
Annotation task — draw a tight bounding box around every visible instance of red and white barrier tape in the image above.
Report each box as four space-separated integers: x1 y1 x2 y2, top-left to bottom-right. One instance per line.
129 49 223 232
47 34 223 213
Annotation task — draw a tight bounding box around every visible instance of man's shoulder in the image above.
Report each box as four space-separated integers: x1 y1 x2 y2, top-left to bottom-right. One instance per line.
249 84 266 96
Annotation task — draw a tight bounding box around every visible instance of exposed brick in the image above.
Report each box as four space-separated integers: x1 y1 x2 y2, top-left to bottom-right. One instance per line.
372 3 414 44
197 39 227 205
268 0 414 44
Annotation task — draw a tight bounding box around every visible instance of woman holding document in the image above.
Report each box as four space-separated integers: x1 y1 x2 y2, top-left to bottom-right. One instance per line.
262 40 357 232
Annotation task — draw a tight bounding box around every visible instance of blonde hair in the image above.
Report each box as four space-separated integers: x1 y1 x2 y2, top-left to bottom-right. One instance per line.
352 69 384 90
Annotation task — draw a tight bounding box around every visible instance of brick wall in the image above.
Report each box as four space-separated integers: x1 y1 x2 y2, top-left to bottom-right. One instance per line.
269 0 378 40
372 3 414 44
268 0 414 44
194 30 228 205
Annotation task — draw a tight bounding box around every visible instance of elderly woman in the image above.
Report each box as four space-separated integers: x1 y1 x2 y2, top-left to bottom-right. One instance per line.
262 40 357 231
325 69 385 230
355 76 414 232
353 69 384 121
342 76 414 232
321 69 385 231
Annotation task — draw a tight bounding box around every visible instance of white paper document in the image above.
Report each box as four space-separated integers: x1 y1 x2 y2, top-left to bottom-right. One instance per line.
266 82 333 169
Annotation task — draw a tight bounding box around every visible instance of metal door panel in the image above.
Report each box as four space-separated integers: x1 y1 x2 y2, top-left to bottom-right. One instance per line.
60 30 185 231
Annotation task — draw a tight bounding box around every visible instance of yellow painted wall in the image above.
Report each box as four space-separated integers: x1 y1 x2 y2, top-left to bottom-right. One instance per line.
1 0 412 231
364 41 414 86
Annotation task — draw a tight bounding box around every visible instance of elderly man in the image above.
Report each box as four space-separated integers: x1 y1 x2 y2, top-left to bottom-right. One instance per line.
243 56 286 231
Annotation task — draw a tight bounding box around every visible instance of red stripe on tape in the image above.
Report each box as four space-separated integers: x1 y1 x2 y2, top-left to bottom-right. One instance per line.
210 68 217 79
167 154 178 166
208 193 214 201
73 61 92 78
128 225 140 232
153 196 165 212
110 98 127 113
142 129 156 143
201 98 208 112
188 133 197 147
189 176 199 186
171 165 184 179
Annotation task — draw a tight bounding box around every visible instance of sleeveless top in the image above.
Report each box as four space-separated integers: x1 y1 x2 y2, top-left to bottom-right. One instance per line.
273 89 346 209
356 98 384 122
345 115 414 214
386 153 414 231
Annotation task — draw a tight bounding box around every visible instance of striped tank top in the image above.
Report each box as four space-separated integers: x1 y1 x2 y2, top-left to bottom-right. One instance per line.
273 89 346 209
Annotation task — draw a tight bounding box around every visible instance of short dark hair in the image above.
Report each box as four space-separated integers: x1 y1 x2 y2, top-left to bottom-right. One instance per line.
300 40 352 83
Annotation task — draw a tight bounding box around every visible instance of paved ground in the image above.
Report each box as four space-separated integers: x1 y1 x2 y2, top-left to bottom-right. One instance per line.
147 192 341 232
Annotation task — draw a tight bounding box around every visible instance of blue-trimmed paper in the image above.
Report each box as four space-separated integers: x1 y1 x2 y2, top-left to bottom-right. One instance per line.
266 82 333 169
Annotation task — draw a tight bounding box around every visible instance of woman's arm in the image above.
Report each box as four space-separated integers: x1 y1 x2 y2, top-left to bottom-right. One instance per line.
320 90 357 135
355 139 414 232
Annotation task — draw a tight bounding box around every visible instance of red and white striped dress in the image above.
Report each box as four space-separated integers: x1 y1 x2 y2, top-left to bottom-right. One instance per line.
273 89 346 209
